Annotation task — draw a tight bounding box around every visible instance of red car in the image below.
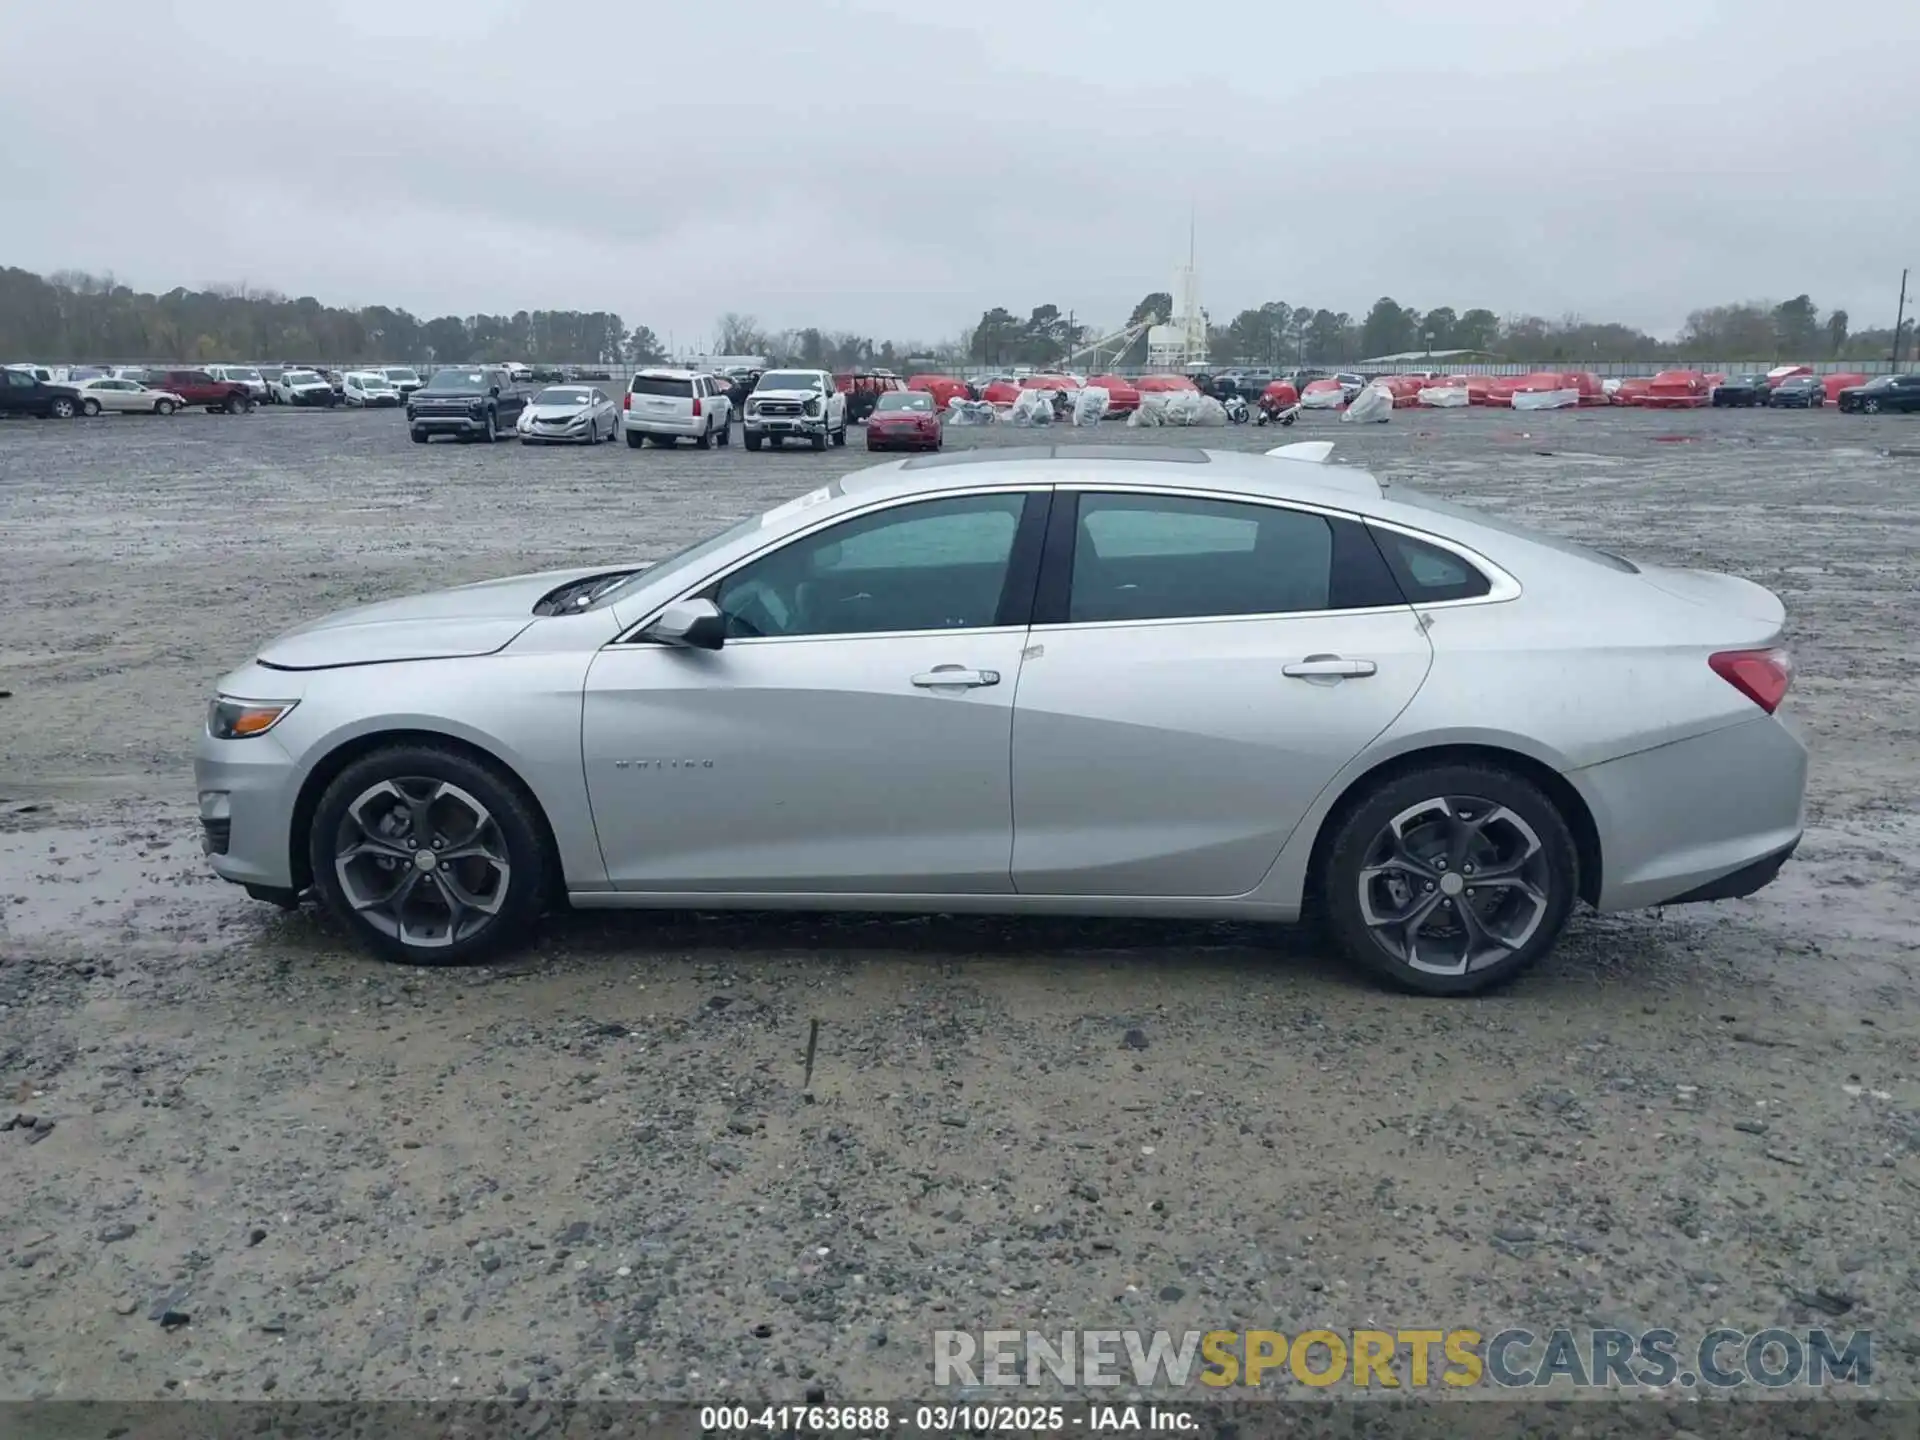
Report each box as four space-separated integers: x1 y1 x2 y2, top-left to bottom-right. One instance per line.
865 389 942 451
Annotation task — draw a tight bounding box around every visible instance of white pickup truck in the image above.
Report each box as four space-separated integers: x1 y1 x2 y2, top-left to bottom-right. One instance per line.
741 368 847 451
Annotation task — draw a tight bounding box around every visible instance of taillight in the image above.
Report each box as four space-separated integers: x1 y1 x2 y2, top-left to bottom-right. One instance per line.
1709 647 1793 713
691 396 702 417
622 393 631 411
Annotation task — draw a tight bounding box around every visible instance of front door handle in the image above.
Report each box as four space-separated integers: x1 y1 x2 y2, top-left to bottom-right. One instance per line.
1283 655 1378 679
911 666 1001 689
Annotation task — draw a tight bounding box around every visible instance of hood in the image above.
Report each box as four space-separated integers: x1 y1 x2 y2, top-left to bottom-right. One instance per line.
525 402 593 420
286 378 330 390
750 388 826 403
256 565 616 670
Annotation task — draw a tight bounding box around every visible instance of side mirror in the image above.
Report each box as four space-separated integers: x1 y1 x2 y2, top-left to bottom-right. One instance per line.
642 597 725 651
489 384 501 397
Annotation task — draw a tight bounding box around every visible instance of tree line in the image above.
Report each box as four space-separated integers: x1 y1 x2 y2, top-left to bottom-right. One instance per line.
1216 294 1908 366
0 268 665 367
2 265 1909 370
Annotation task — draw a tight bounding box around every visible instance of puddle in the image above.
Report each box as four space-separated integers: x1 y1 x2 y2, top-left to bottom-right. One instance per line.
0 824 240 944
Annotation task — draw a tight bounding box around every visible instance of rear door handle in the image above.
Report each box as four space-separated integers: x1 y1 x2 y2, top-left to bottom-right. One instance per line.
912 666 1000 689
1283 655 1377 679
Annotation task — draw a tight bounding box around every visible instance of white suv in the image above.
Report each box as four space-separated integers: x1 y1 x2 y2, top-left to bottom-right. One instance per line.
742 368 847 451
622 369 733 449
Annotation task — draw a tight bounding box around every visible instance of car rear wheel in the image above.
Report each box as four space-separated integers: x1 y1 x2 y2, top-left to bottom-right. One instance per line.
309 744 550 966
716 417 730 446
80 398 101 417
625 430 644 448
695 421 713 450
48 397 76 419
1864 399 1881 414
1318 762 1578 996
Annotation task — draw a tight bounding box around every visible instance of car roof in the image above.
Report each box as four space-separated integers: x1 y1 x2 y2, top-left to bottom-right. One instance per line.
848 445 1385 508
634 367 701 379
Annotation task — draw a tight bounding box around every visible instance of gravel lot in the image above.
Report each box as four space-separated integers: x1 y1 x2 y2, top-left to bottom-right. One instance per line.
2 401 1918 1409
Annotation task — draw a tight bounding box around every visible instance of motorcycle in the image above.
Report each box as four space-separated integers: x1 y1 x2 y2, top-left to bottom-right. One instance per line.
1221 394 1250 424
1255 396 1299 427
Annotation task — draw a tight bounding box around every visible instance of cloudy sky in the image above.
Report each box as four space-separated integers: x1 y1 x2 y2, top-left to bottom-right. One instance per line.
3 0 1913 345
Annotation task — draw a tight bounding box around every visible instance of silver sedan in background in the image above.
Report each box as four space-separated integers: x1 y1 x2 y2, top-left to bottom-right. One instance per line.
72 376 190 415
193 444 1808 995
516 384 618 444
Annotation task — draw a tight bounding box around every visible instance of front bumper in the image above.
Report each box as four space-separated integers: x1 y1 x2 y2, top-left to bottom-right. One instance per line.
744 411 828 436
523 421 595 442
1576 712 1809 913
194 729 302 890
411 411 490 434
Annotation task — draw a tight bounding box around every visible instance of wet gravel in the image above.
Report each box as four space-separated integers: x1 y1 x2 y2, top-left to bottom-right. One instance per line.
2 402 1918 1405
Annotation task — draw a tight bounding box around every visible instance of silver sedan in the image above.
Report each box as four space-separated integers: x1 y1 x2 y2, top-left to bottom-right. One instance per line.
516 385 618 444
73 376 189 415
194 443 1808 994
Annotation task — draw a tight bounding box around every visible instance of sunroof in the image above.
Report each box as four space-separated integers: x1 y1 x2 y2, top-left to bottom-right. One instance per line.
900 445 1211 470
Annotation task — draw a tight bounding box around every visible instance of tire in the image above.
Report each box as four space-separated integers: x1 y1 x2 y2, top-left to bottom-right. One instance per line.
308 743 550 966
224 395 254 414
1317 762 1579 997
716 417 730 446
80 398 101 417
744 432 762 451
767 435 781 449
811 428 828 451
831 422 847 447
695 421 713 450
483 409 498 443
1864 399 1881 414
625 430 644 449
155 400 176 416
410 428 428 443
48 397 76 419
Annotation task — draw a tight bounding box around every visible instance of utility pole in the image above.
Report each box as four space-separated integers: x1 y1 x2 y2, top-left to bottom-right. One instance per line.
1895 269 1910 371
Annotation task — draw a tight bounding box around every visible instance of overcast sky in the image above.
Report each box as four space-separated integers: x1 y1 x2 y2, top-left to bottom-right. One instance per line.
4 0 1913 346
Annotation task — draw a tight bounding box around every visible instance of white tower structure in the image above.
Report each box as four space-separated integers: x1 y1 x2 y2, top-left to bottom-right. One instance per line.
1147 216 1209 371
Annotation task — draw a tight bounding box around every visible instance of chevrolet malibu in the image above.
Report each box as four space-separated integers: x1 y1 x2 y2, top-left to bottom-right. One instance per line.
195 444 1808 994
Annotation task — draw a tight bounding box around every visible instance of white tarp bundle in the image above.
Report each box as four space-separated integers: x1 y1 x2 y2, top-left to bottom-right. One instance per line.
1512 387 1580 411
1299 386 1346 410
1161 390 1229 426
1072 386 1110 426
945 398 999 425
1341 384 1393 424
1601 377 1623 397
1416 384 1469 408
1126 395 1165 427
1008 389 1055 426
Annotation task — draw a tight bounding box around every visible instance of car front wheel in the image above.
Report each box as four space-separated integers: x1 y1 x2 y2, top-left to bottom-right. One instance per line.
1317 762 1578 996
48 397 76 419
1864 399 1881 414
80 398 101 416
309 744 550 965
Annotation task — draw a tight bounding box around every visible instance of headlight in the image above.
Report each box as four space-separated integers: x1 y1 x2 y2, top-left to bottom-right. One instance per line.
804 398 821 416
207 697 298 739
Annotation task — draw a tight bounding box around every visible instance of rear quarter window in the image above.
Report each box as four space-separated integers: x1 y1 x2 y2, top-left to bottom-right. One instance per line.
1371 529 1493 603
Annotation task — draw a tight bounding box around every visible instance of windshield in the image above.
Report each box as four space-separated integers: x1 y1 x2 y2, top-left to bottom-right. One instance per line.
876 392 933 412
385 368 418 381
755 371 823 393
1390 488 1640 573
1780 376 1815 387
1865 376 1897 390
535 387 590 406
356 374 392 387
285 370 322 385
428 370 488 393
225 367 261 380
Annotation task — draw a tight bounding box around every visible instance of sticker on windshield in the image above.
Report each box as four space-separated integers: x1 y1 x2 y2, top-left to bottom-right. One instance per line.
760 485 838 527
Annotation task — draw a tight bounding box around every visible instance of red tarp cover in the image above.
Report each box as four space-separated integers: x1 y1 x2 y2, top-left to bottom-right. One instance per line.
1644 370 1709 408
1261 380 1300 406
907 375 969 409
1136 374 1198 392
1823 372 1869 404
1612 378 1654 406
980 380 1021 405
1019 374 1079 391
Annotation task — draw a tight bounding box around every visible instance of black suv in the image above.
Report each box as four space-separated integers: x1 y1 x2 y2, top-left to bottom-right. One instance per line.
406 366 531 443
1 369 83 418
